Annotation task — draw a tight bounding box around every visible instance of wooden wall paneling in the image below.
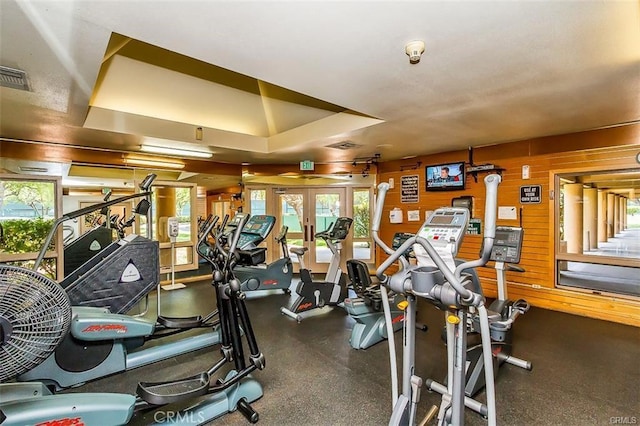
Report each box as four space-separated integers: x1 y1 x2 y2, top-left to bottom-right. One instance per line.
376 127 640 326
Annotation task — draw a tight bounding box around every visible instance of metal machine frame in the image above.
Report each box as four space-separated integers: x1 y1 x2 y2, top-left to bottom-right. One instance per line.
373 174 502 426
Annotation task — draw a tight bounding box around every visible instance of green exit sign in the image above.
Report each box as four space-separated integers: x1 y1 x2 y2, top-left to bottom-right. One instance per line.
300 160 314 171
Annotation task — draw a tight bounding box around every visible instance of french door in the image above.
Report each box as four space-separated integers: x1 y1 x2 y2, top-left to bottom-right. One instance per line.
275 188 347 273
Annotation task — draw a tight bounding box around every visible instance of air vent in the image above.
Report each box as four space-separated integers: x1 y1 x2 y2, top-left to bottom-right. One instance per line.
327 141 360 150
0 66 31 91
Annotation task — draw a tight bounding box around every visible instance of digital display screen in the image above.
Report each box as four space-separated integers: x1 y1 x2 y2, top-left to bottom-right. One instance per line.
430 215 455 225
425 162 465 191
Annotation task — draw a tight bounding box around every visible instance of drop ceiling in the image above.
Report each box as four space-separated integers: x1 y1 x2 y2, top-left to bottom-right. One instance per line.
1 1 639 169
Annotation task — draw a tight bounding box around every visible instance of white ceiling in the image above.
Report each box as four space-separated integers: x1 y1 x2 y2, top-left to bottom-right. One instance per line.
1 1 639 168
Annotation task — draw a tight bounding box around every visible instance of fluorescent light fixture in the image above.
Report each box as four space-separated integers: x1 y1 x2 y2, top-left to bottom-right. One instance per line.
125 157 185 169
140 144 213 158
19 166 48 173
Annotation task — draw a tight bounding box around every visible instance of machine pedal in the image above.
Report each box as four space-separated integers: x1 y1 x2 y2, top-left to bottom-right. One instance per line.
137 372 210 405
157 315 203 329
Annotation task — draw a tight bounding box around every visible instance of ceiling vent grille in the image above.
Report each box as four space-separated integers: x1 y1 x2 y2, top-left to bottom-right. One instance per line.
326 141 360 150
0 66 31 91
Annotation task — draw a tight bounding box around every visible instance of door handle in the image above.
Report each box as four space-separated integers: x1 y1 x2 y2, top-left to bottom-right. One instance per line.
311 225 314 242
304 225 308 242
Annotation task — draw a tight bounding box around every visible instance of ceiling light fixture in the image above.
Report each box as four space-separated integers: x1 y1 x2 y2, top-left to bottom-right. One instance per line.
125 157 185 169
19 166 48 173
140 144 212 158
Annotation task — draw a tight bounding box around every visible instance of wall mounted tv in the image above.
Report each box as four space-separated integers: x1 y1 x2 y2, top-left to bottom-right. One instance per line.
425 162 465 191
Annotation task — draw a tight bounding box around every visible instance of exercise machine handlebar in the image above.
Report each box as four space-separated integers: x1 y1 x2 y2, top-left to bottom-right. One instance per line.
139 173 157 191
196 215 220 265
372 182 394 256
453 174 501 286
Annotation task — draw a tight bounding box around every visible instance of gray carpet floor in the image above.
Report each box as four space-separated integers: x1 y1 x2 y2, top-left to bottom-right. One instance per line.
68 278 640 425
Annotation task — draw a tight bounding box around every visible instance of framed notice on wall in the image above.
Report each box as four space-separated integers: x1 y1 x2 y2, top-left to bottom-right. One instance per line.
401 175 419 203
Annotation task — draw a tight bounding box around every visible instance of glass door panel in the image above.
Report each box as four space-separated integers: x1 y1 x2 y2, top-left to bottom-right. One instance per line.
278 192 305 267
275 188 346 273
310 189 344 271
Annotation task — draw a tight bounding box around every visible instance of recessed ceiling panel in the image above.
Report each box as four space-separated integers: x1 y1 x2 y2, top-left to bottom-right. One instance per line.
83 33 384 157
91 54 271 136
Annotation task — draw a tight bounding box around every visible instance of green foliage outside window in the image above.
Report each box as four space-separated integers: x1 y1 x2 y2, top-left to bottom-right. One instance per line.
0 218 56 278
353 190 370 239
0 218 55 253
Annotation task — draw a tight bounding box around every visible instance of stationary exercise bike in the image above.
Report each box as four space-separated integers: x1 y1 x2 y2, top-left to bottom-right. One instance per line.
463 225 532 396
280 217 353 322
374 175 502 426
1 213 264 425
17 217 223 390
344 233 427 350
343 260 406 350
233 215 293 293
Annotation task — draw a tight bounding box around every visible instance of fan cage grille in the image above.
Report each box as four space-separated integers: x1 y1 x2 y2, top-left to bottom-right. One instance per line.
0 265 71 382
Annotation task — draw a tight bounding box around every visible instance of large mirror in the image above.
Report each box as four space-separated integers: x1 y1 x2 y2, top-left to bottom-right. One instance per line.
0 155 241 280
556 168 640 298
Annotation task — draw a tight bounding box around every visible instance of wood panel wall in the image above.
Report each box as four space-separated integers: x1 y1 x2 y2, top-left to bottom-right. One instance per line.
377 124 640 326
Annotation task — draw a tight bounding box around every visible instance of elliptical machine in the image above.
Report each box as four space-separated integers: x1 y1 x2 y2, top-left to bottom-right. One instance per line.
1 213 265 425
373 174 502 426
17 217 222 390
280 217 353 322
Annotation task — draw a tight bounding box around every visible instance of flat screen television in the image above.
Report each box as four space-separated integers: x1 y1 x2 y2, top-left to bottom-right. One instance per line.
425 161 465 191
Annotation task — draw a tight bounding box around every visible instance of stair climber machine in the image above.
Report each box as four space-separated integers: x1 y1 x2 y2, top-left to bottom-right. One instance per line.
0 213 265 426
373 174 502 426
463 226 532 397
63 189 116 276
33 174 159 314
232 215 293 294
16 216 224 391
280 217 353 322
344 233 428 350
